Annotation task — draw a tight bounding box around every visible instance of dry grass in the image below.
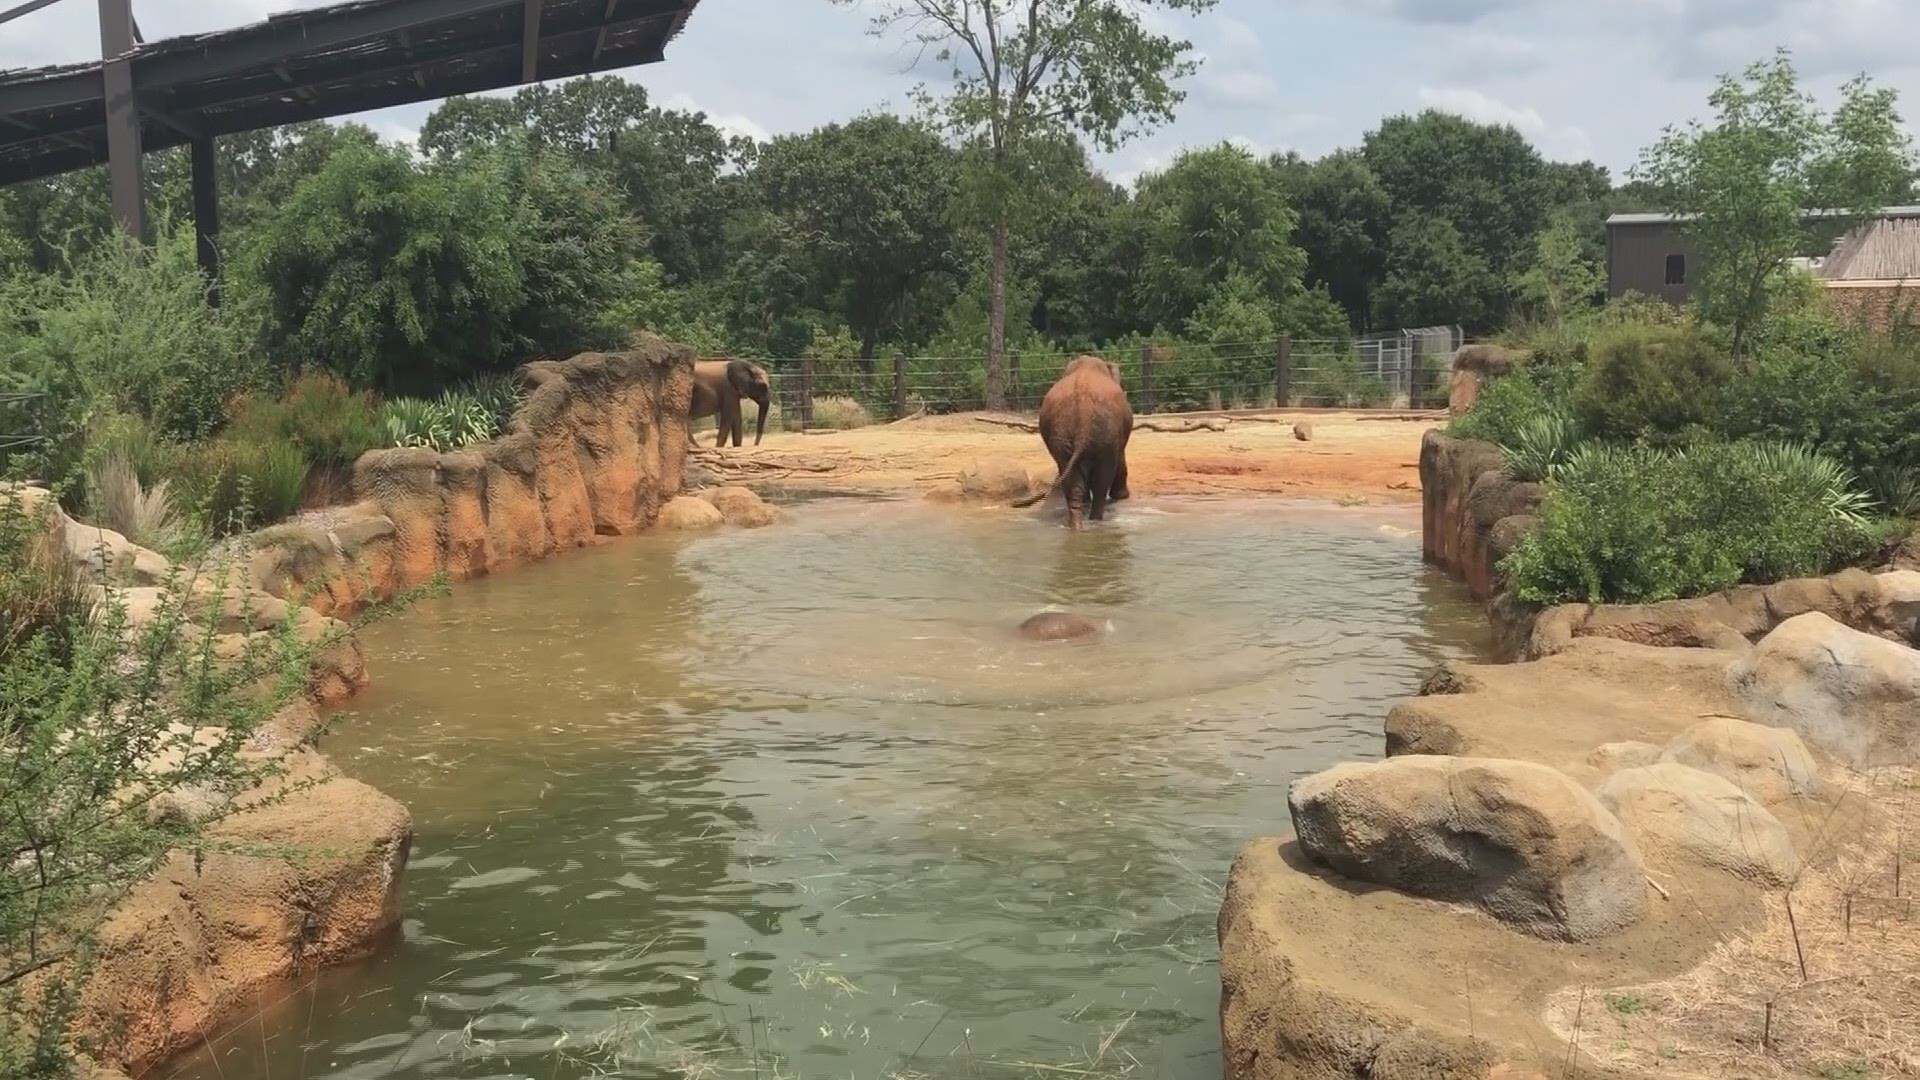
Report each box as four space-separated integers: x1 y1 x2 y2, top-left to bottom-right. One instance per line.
810 395 875 431
87 451 188 553
1546 767 1920 1079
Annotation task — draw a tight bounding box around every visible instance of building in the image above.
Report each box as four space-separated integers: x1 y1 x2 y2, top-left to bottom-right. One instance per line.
1819 216 1920 331
1604 205 1920 307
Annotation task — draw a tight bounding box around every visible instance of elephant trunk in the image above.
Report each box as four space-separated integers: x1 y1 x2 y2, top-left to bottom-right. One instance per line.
753 393 769 445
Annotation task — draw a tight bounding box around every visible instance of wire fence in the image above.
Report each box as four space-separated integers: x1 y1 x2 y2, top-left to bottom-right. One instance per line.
741 328 1465 432
0 391 46 455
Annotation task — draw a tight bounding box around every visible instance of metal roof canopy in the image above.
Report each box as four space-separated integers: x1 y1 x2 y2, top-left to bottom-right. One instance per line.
0 0 700 187
1606 206 1920 227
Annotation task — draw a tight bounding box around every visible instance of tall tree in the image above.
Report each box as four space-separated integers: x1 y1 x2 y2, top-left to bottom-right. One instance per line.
1363 110 1551 328
1132 143 1306 332
1639 50 1917 359
755 115 960 365
837 0 1215 409
1273 150 1391 330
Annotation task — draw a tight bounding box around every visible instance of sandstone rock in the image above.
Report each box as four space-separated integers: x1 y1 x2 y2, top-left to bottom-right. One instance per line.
1288 756 1647 941
1588 740 1662 773
1598 762 1799 885
1660 716 1821 803
697 485 778 528
77 771 411 1076
1727 612 1920 767
922 481 963 504
655 495 725 530
1293 422 1313 442
957 458 1035 502
63 520 171 584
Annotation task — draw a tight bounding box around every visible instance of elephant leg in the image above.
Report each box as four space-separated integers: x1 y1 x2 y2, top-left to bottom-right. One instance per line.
1109 453 1130 502
1065 467 1088 531
1088 457 1115 522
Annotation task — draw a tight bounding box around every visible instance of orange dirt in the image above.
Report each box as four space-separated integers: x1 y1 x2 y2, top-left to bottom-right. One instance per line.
704 409 1437 503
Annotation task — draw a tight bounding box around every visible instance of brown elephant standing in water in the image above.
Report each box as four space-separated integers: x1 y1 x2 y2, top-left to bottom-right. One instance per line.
1012 356 1133 530
690 359 771 447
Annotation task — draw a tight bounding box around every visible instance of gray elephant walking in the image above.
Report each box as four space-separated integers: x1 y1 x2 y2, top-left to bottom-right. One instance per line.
690 359 772 448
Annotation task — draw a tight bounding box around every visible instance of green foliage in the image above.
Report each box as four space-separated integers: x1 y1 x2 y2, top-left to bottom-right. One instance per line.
377 378 522 452
84 452 193 558
810 395 875 430
227 373 383 470
1447 365 1552 446
1638 51 1917 356
1503 441 1873 605
1573 323 1732 446
1514 217 1605 325
1295 350 1391 408
170 438 311 535
1502 412 1583 482
1135 144 1307 332
1373 214 1499 329
1272 149 1390 330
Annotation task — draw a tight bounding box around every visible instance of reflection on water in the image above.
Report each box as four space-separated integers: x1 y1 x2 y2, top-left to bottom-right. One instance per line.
166 498 1488 1080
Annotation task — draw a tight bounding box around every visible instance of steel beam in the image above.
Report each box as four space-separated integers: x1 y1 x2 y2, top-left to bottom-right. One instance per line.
522 0 542 82
190 134 220 302
99 0 144 239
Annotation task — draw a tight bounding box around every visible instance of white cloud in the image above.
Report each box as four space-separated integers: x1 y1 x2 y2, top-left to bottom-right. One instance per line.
1416 86 1548 135
662 93 771 145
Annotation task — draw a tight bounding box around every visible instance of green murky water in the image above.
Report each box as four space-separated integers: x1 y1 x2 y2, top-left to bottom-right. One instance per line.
166 497 1487 1080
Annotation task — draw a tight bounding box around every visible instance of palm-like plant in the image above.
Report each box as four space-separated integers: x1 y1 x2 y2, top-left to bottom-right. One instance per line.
1501 412 1583 482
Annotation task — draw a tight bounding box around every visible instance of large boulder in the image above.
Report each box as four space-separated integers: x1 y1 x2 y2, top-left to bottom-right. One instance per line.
696 485 778 528
956 458 1036 502
1659 716 1821 803
1598 762 1799 886
654 495 725 530
1288 756 1648 941
1726 612 1920 767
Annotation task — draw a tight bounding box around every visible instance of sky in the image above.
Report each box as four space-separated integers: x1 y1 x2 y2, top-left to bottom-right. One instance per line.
3 0 1919 187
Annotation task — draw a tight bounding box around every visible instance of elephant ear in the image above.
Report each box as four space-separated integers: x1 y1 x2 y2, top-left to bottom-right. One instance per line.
1106 361 1124 387
727 360 757 395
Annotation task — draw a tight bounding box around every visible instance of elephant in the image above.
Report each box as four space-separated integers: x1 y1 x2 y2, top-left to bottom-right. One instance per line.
1018 611 1104 642
1011 355 1133 530
689 359 772 448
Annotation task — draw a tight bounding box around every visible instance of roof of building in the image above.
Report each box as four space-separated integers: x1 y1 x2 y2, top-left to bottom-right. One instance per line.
0 0 701 186
1606 206 1920 227
1821 216 1920 282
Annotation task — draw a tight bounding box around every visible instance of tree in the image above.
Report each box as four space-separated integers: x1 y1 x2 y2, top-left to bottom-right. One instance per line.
1373 214 1498 329
754 115 960 366
1638 50 1917 360
1514 216 1605 325
838 0 1216 409
1273 150 1391 330
1362 110 1552 327
1133 143 1307 333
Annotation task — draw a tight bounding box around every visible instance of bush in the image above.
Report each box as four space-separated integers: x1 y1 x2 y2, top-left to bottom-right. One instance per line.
1448 365 1550 446
171 438 310 534
810 395 874 430
377 378 520 452
83 452 194 557
227 373 383 470
1573 323 1732 446
1294 349 1391 407
1503 440 1873 605
1501 412 1583 482
1720 320 1920 483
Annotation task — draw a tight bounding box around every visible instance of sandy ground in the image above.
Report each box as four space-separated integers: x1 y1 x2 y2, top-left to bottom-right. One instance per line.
690 409 1438 503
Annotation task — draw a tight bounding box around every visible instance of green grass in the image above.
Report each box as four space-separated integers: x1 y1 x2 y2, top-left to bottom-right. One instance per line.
1605 992 1649 1017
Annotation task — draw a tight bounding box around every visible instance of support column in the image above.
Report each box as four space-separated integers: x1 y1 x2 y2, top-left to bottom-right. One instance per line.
190 134 220 303
99 0 144 240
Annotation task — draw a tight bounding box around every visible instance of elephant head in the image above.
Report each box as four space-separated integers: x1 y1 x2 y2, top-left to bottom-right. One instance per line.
728 360 772 445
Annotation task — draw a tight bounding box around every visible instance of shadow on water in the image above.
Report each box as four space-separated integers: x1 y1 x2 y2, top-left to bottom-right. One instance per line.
165 497 1489 1080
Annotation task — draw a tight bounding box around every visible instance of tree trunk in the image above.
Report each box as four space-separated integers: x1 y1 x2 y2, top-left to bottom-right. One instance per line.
986 215 1010 411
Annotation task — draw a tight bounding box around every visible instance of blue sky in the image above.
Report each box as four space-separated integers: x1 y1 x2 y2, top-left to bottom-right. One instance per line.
5 0 1919 185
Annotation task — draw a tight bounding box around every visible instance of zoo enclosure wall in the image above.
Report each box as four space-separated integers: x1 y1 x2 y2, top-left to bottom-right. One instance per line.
744 328 1466 431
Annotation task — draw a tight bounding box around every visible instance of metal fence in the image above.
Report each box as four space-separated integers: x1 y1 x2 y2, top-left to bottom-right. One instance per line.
0 391 45 457
744 329 1462 432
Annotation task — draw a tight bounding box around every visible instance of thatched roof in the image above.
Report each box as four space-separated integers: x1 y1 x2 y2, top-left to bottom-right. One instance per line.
1822 216 1920 282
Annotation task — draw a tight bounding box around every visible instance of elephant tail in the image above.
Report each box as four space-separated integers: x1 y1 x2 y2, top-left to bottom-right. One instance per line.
1010 441 1087 510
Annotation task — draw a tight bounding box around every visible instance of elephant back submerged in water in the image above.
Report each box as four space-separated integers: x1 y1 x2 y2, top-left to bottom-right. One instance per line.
1018 611 1104 642
1013 356 1132 530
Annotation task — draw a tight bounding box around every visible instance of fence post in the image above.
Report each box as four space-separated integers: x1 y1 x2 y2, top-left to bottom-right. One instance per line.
1009 349 1022 411
892 351 908 419
799 350 815 429
1140 343 1156 415
1274 334 1292 409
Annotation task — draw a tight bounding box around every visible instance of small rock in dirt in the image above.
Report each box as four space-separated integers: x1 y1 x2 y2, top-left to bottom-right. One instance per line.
1587 741 1662 774
697 486 778 528
1293 422 1313 442
654 496 725 531
1660 716 1821 803
1599 762 1799 885
1288 755 1647 941
957 458 1035 502
1726 612 1920 767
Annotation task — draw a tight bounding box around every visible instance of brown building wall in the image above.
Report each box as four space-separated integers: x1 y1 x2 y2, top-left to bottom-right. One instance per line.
1824 282 1920 332
1606 220 1700 304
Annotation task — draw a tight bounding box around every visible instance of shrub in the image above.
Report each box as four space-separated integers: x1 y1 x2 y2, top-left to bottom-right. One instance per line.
1573 323 1732 446
227 373 383 470
1503 440 1873 605
1294 350 1391 407
1501 412 1583 482
0 490 92 664
83 452 193 557
810 395 874 430
377 380 514 452
1448 365 1549 446
171 438 310 535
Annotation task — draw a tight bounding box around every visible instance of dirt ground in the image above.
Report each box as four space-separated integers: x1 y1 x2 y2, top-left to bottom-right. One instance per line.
690 408 1437 503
